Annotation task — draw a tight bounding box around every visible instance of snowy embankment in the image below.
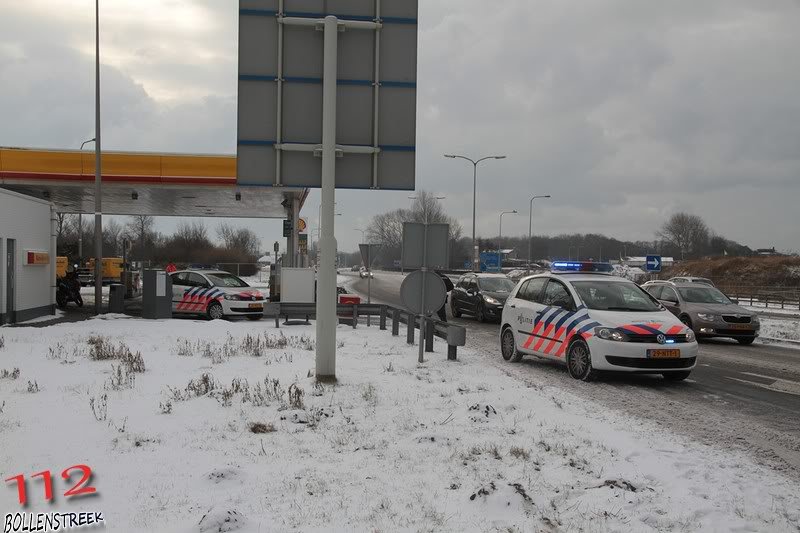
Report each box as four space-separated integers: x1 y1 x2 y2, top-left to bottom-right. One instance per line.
1 318 799 532
760 317 800 344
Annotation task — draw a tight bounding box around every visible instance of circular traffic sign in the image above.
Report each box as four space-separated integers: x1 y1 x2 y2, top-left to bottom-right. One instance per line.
400 271 447 315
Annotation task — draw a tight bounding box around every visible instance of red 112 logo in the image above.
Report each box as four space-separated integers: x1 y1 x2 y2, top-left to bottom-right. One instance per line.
5 465 97 506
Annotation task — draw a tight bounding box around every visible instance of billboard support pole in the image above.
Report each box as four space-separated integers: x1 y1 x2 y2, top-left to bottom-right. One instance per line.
316 15 339 381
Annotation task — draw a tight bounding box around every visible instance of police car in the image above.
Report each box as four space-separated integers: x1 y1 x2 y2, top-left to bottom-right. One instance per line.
500 262 698 382
169 270 267 320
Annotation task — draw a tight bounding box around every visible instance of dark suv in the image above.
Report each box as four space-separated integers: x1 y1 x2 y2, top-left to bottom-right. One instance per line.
450 274 515 322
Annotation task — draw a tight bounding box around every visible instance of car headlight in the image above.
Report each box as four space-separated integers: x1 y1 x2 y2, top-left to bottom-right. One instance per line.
697 313 716 322
594 327 629 342
685 329 696 343
483 295 501 305
224 294 242 301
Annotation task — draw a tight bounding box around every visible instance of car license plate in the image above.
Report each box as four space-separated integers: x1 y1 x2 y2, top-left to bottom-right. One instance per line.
248 303 263 310
729 323 751 330
647 349 680 359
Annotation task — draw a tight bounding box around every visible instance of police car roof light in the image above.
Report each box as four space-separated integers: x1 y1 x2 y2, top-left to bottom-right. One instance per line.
551 261 614 273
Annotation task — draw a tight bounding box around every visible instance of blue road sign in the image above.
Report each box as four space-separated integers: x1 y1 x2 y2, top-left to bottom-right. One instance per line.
463 260 472 269
480 252 502 273
645 255 662 273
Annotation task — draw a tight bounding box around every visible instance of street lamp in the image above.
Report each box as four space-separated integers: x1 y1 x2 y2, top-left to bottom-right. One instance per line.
353 228 367 242
527 195 551 273
78 138 96 261
499 210 517 241
92 0 103 315
408 194 446 223
444 154 506 271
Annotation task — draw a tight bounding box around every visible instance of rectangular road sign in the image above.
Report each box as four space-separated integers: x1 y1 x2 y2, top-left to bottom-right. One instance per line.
402 222 449 270
480 252 501 273
237 1 418 189
645 255 662 272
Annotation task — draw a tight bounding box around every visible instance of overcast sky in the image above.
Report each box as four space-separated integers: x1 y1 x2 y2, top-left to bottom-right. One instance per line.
2 0 799 254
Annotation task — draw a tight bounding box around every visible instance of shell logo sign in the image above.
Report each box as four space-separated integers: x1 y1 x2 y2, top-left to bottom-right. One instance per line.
298 218 308 233
25 251 50 266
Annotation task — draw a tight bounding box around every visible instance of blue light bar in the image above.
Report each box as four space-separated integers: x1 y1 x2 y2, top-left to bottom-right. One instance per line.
551 261 614 273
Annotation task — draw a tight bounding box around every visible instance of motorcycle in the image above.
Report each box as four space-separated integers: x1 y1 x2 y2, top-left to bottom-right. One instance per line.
56 270 83 309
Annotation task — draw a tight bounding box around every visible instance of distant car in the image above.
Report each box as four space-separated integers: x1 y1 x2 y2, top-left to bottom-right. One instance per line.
501 262 698 381
169 270 266 320
351 265 360 272
668 276 715 286
642 281 758 344
359 267 374 279
450 273 515 322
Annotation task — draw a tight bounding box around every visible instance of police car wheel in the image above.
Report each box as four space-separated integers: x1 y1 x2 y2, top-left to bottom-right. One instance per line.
451 299 462 318
207 302 224 320
246 315 262 321
501 327 523 363
567 339 596 381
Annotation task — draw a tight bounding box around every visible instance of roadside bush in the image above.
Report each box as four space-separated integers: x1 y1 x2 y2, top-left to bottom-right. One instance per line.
0 367 20 380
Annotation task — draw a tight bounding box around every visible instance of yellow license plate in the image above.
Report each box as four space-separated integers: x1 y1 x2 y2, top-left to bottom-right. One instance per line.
729 323 752 330
248 303 263 309
647 349 681 359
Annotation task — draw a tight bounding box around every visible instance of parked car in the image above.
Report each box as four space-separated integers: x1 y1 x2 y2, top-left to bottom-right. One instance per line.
501 261 698 381
450 273 515 322
642 280 758 344
668 276 715 286
169 270 266 320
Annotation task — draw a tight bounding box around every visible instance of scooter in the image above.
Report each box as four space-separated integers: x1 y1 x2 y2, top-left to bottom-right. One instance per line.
56 270 83 309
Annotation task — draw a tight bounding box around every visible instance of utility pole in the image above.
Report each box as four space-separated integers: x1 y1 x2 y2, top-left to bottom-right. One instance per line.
93 0 103 315
527 195 550 274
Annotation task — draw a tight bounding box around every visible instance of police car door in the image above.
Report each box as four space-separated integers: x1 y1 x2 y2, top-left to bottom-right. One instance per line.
510 277 547 354
171 273 189 312
532 279 579 359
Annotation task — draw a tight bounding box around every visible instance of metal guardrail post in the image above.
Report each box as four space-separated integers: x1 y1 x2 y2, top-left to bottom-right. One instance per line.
425 317 434 352
352 304 358 329
448 345 457 361
379 305 387 330
406 312 414 344
391 308 400 336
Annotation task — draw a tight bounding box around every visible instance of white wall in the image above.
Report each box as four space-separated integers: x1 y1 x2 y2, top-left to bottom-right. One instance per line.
0 189 55 320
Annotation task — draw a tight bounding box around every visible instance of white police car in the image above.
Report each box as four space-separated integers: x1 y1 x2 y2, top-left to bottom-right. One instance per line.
500 262 698 382
170 270 267 320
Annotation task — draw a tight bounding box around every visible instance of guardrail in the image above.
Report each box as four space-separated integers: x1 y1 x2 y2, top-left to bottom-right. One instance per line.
718 286 800 311
263 302 467 360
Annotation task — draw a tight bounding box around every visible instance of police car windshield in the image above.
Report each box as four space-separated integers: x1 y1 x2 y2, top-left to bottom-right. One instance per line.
571 281 662 312
478 277 515 292
678 286 731 304
206 272 249 288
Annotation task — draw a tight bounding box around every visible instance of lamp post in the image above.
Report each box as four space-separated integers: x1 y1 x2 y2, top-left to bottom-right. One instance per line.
79 138 95 261
527 195 550 273
354 228 366 243
92 0 103 315
499 210 517 241
443 154 506 271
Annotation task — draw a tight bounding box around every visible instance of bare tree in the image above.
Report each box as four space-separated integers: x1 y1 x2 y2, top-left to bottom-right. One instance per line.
103 219 124 255
217 222 260 257
657 212 710 259
125 215 155 260
173 220 211 249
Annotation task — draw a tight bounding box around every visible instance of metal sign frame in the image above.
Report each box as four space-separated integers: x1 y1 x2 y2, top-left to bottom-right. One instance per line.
237 0 418 190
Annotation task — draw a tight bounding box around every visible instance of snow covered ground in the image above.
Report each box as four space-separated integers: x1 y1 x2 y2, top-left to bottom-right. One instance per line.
760 317 800 344
1 317 799 531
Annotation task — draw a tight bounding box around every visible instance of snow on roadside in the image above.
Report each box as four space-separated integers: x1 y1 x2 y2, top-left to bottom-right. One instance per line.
760 317 800 344
0 317 798 532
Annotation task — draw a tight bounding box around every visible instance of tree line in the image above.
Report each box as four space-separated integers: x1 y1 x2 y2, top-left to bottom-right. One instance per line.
361 196 753 269
55 215 262 272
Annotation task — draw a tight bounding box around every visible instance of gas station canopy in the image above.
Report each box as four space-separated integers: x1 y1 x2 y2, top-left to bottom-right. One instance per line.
0 147 308 217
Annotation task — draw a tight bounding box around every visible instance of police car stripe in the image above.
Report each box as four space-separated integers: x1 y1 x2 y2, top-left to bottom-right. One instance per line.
632 323 664 336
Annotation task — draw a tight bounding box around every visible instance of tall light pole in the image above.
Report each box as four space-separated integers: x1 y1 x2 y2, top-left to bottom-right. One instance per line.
499 210 517 241
93 0 103 315
408 194 446 223
444 154 506 271
79 138 95 261
528 195 550 273
354 228 366 243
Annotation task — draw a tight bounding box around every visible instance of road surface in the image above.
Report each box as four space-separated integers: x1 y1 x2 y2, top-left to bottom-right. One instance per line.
345 271 800 479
